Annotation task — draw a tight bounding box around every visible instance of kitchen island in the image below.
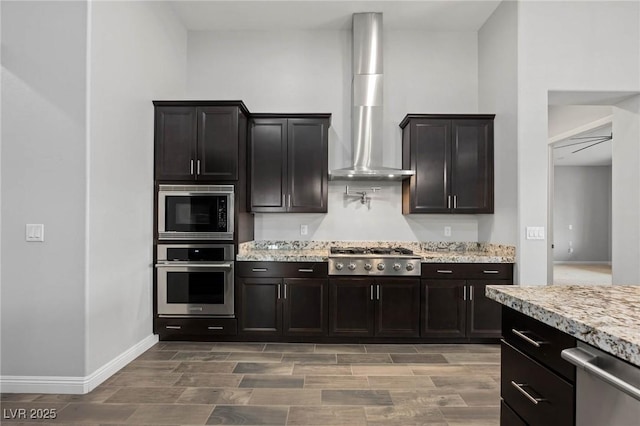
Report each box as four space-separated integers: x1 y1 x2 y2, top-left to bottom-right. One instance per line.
486 284 640 425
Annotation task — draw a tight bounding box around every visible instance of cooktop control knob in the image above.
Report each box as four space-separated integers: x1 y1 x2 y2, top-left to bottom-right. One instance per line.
335 262 344 270
393 263 402 271
377 263 385 271
348 263 356 270
364 263 372 270
406 263 415 271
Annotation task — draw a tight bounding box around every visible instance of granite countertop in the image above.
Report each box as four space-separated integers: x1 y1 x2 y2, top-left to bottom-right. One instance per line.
236 241 515 263
486 285 640 367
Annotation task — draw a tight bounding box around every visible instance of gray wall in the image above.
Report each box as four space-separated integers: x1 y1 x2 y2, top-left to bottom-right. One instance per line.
187 29 482 242
1 0 88 377
477 0 519 249
553 166 612 262
86 0 187 375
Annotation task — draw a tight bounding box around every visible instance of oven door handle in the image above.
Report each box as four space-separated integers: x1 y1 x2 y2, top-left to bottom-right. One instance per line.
155 263 233 269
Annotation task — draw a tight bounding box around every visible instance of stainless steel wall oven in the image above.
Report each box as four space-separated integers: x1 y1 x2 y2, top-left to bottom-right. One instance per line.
157 184 234 241
156 244 234 317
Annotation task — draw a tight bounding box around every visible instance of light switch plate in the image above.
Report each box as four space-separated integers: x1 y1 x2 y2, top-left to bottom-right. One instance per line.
26 224 45 242
526 226 545 240
300 225 308 236
444 226 452 237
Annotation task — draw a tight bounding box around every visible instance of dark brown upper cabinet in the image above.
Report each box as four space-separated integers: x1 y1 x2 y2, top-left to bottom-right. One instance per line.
400 114 494 214
249 114 330 213
154 101 249 182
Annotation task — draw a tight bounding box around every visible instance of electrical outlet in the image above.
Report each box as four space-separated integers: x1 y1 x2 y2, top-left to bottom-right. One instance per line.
300 225 308 236
444 226 452 237
26 224 45 242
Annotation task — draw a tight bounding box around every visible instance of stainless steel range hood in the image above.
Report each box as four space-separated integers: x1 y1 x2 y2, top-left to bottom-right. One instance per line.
329 13 415 181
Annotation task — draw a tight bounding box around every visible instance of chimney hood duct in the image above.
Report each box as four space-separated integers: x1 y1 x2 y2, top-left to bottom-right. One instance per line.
329 12 415 181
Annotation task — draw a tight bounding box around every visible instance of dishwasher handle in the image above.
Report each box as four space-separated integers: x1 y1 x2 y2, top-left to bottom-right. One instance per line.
561 347 640 402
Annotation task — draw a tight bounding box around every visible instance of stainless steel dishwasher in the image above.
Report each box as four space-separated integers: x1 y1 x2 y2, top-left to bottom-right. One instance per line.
562 341 640 426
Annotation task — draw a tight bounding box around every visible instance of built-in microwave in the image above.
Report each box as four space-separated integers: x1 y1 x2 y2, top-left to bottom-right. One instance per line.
156 244 234 317
157 184 234 241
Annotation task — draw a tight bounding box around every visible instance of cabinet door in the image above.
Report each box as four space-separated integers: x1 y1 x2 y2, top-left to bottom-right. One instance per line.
375 279 420 337
238 278 282 336
155 107 197 181
287 118 328 213
407 119 451 213
249 119 288 212
329 278 375 337
467 280 508 338
421 280 466 338
282 278 328 336
197 107 239 181
451 119 493 213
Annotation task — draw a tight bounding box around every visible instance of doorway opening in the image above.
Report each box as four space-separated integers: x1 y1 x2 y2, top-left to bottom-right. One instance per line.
547 91 640 285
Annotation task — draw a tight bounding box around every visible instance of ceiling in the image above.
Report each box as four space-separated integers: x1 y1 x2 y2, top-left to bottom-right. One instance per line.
553 123 612 166
168 0 502 31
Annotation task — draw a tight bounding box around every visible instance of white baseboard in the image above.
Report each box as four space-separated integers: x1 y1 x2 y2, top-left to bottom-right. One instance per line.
554 261 612 265
0 334 158 394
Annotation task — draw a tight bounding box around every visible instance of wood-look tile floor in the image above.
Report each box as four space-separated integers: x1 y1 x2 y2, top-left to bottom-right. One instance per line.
0 343 500 425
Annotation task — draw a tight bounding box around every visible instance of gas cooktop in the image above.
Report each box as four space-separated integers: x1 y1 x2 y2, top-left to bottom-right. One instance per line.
329 246 416 256
328 246 421 276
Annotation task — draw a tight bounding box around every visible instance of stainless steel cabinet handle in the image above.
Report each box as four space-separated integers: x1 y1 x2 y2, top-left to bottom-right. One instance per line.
562 347 640 402
288 194 291 208
252 268 268 272
207 326 223 330
298 268 314 273
469 286 473 300
370 285 374 301
196 159 201 175
284 283 287 299
376 284 380 301
483 270 500 274
447 195 451 209
282 194 286 208
165 325 181 330
511 329 545 347
453 195 457 209
190 159 194 175
510 381 545 405
189 307 203 311
155 263 232 269
277 284 281 299
463 286 467 301
436 270 453 274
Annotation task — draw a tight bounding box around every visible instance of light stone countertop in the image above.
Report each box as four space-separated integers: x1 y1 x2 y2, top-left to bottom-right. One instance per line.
236 241 515 263
486 284 640 367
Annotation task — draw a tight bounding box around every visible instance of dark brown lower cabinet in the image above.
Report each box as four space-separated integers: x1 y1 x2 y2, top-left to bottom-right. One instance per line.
421 263 513 340
422 280 467 338
500 307 576 426
329 278 420 337
237 276 328 337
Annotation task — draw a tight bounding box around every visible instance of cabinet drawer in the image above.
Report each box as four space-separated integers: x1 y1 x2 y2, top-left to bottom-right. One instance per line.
157 318 237 338
236 261 328 278
501 341 574 426
421 263 512 280
501 400 527 426
502 307 576 382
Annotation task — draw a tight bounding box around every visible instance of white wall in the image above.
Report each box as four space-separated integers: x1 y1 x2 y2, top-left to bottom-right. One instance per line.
612 96 640 284
187 29 480 241
548 105 612 138
86 0 187 375
477 0 518 250
1 1 88 377
553 166 612 262
517 0 640 284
